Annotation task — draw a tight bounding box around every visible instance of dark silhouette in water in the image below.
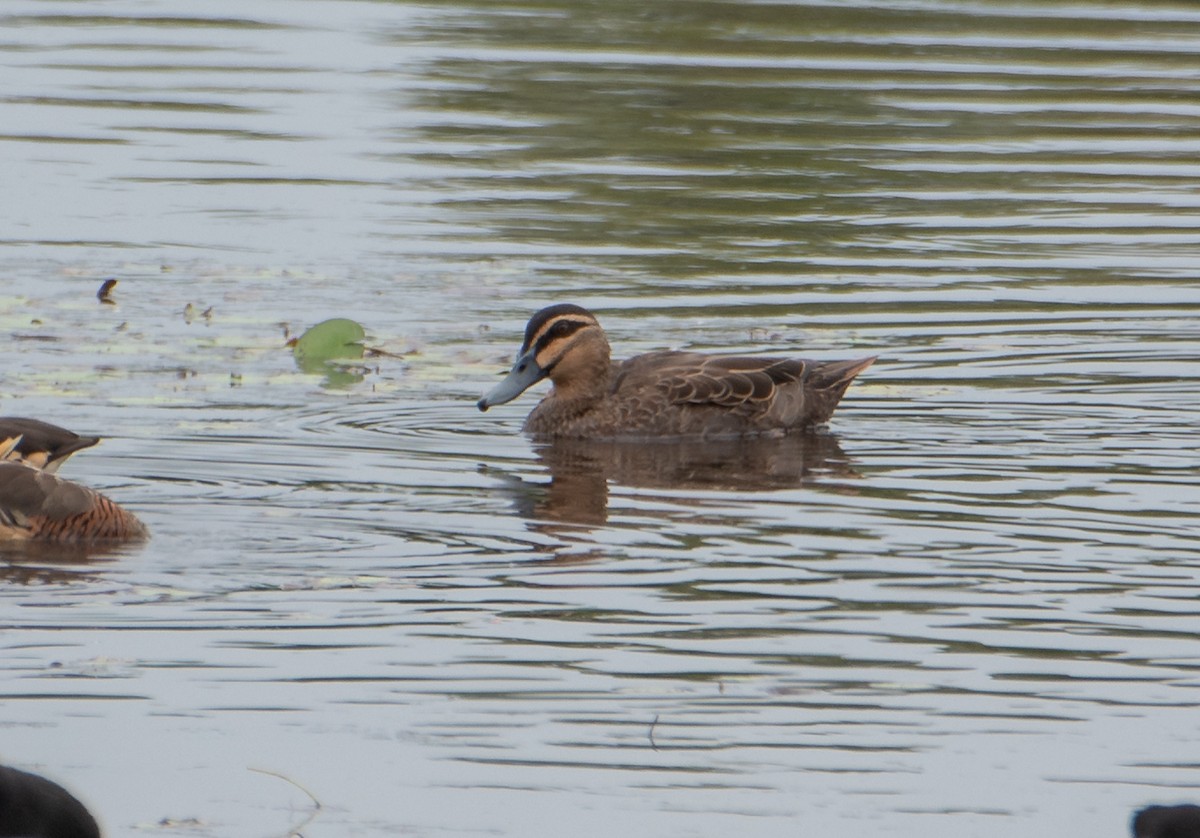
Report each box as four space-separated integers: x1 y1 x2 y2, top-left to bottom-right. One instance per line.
0 765 99 838
489 432 858 530
1133 805 1200 838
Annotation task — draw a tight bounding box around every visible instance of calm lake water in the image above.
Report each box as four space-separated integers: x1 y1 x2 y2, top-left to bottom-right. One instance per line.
2 1 1199 836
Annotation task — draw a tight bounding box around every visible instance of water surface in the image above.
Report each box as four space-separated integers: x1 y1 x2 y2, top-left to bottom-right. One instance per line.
2 1 1199 836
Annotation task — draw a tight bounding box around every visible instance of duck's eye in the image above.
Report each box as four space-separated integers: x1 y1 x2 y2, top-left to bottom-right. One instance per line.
552 321 572 336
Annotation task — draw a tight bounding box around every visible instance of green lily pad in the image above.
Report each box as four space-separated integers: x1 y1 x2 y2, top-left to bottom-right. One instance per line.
292 318 366 370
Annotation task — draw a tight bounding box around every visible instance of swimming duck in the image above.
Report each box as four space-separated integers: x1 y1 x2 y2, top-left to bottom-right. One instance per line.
478 304 875 439
0 419 147 542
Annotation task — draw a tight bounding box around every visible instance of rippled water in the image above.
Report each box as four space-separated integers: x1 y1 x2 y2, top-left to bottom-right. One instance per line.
2 1 1199 836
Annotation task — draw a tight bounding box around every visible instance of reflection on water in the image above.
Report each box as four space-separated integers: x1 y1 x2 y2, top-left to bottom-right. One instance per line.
2 1 1200 837
0 540 140 575
0 548 109 584
291 354 368 389
502 433 856 527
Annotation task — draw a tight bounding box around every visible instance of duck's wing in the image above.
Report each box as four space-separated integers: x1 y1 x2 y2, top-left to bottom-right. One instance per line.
657 354 810 408
618 351 875 427
0 463 95 526
0 462 146 541
607 350 875 432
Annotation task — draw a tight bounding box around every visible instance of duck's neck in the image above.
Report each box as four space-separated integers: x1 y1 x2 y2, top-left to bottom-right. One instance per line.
547 353 612 412
525 338 613 435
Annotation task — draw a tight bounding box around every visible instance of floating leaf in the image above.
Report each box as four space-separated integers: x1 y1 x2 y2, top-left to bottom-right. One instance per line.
291 318 366 369
291 318 368 388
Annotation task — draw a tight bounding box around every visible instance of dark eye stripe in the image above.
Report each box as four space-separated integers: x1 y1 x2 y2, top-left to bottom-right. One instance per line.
521 304 595 351
527 316 592 354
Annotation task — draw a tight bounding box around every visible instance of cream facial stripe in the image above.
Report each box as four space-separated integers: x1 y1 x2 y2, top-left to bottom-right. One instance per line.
526 315 594 356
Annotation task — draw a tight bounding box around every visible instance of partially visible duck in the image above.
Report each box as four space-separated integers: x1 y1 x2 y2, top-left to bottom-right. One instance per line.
0 417 99 473
0 764 100 838
0 462 147 542
1133 804 1200 838
0 419 146 542
478 304 875 439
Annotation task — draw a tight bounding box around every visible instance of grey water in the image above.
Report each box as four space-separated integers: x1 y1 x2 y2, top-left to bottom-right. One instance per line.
1 1 1199 836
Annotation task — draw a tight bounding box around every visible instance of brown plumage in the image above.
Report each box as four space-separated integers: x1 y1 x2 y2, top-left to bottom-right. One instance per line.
0 461 147 542
0 417 100 473
0 419 146 542
478 304 875 439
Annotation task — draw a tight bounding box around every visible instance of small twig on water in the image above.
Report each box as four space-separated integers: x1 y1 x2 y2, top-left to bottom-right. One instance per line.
248 767 322 837
649 714 660 751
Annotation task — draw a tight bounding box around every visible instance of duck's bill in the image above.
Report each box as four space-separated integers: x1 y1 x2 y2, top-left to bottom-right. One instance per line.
477 350 546 411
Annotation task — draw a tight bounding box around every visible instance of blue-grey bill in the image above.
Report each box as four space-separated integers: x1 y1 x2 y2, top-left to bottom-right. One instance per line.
477 350 545 411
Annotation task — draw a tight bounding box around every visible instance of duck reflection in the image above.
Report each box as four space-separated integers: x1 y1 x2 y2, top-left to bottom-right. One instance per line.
507 432 856 528
0 541 126 583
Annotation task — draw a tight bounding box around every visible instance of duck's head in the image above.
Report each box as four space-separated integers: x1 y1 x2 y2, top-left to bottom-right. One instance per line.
478 304 609 410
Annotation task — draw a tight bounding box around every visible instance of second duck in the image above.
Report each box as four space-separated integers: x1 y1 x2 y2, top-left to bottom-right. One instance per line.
478 304 875 439
0 418 147 542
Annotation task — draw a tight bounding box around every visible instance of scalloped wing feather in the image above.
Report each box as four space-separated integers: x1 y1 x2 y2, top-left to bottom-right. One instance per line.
659 355 807 409
610 351 874 433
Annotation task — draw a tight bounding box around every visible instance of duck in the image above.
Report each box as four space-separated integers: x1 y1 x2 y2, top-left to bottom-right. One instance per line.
478 304 875 439
0 764 100 838
1133 804 1200 838
0 418 147 542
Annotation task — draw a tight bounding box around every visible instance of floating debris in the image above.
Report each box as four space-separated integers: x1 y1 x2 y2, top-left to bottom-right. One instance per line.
97 278 118 304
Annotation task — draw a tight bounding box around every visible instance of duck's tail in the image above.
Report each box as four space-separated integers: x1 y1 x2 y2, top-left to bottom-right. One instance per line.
806 356 877 425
